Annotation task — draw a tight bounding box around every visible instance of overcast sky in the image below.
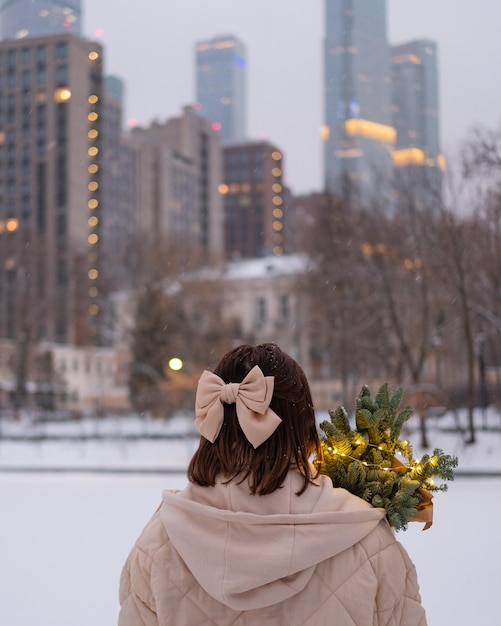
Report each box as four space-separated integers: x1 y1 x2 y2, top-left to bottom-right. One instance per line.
83 0 501 195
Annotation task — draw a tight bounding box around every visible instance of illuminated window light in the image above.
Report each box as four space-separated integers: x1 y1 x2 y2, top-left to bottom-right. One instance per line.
272 183 282 193
88 199 99 209
6 218 19 232
272 221 283 231
437 154 446 171
88 216 99 227
54 88 72 102
88 233 99 245
335 148 363 158
88 164 99 174
88 181 99 192
272 196 283 206
88 129 99 139
271 151 282 161
218 183 229 194
271 167 282 177
320 125 330 142
88 146 99 157
344 118 396 144
88 51 100 61
88 112 98 122
88 94 99 104
392 148 426 167
88 268 99 280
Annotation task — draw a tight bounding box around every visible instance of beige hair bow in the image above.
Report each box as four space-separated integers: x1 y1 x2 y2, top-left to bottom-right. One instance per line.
194 365 282 448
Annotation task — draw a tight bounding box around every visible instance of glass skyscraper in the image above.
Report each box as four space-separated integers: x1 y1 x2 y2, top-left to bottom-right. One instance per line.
323 0 393 200
390 39 443 203
0 0 82 40
195 34 247 145
391 39 441 167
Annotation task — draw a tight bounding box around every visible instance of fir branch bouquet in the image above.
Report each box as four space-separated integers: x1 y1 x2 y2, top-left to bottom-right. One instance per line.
318 383 458 531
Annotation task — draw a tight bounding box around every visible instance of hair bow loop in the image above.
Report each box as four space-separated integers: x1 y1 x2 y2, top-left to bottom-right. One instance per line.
194 365 281 448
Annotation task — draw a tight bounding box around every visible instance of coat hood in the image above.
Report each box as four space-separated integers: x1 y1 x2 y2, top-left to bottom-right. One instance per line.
160 472 386 611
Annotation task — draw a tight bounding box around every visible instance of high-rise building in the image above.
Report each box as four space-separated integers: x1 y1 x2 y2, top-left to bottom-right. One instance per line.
323 0 394 200
391 39 443 185
195 34 247 145
0 0 82 40
0 34 104 345
124 105 224 263
222 141 287 258
100 75 136 293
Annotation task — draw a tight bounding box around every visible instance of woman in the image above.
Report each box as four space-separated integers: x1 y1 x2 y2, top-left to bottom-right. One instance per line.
119 343 427 625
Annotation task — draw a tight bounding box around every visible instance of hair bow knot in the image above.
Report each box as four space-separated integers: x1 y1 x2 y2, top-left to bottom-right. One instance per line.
195 365 282 448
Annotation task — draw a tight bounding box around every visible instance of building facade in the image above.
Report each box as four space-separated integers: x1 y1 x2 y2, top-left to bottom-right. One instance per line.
323 0 394 201
391 39 443 197
223 141 287 259
0 34 104 345
195 34 247 145
124 105 224 265
100 75 136 294
0 0 82 40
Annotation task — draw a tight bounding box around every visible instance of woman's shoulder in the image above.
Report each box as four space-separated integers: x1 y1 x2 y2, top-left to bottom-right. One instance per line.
131 503 170 561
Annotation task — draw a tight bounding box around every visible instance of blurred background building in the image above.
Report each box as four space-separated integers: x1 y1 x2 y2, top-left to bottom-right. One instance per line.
0 0 82 40
124 105 224 262
195 34 247 145
0 33 104 345
391 38 443 200
222 140 287 258
323 0 393 202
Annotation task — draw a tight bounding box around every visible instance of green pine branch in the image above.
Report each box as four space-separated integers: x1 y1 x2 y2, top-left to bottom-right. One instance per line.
319 383 459 531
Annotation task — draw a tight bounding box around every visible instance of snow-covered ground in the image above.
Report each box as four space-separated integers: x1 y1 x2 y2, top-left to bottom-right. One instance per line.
0 408 500 625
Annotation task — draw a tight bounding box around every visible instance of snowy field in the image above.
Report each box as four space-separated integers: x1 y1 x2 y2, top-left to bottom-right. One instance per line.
0 409 500 625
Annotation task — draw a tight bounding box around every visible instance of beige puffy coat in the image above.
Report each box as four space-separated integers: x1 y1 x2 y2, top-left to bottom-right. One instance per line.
119 472 427 625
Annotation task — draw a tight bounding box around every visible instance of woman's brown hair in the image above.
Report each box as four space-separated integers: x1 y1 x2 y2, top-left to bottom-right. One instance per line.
187 343 321 495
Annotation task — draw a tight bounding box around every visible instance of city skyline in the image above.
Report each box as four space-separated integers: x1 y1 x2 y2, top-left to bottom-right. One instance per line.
80 1 501 195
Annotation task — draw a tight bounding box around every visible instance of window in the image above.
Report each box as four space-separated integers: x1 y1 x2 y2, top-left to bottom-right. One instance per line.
256 297 267 327
279 294 289 322
7 49 16 70
37 66 46 86
37 46 46 63
56 42 68 61
55 65 67 87
22 47 32 64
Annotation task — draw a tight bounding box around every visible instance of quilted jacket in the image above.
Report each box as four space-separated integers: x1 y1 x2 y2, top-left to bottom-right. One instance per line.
119 472 427 625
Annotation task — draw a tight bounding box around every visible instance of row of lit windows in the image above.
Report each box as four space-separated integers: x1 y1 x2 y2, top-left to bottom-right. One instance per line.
86 71 101 322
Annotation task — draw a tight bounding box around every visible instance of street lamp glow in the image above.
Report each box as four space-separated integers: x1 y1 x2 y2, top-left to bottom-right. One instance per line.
168 358 183 371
